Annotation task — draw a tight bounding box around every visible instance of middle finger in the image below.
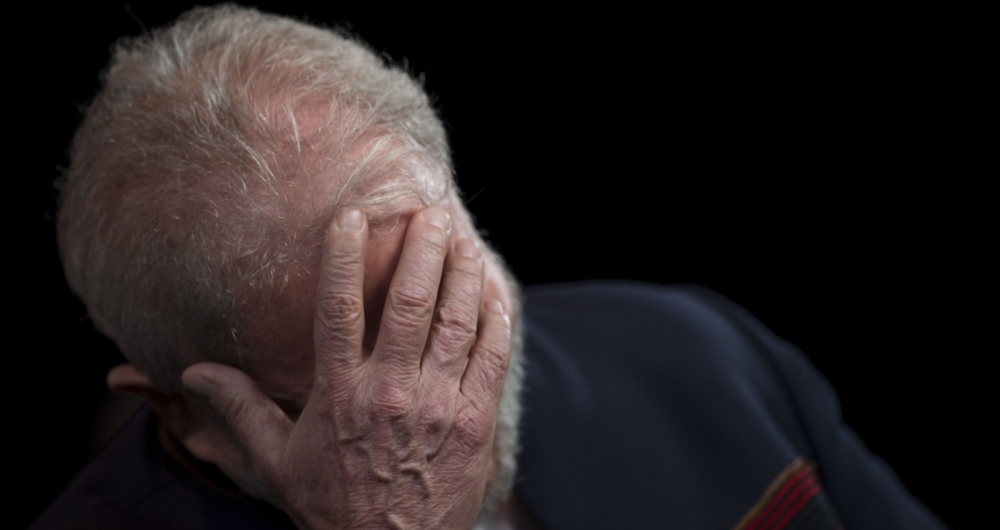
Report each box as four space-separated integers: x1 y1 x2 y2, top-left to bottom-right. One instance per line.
369 207 452 384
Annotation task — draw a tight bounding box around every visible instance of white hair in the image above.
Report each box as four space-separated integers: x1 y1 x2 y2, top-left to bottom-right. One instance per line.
59 4 453 387
57 5 523 519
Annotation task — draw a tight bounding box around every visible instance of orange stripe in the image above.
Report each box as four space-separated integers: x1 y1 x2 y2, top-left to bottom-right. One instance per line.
734 458 807 530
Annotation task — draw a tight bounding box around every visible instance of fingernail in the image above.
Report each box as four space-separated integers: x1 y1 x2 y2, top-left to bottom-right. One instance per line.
485 299 506 316
338 209 364 232
423 208 451 233
455 238 481 259
182 373 215 396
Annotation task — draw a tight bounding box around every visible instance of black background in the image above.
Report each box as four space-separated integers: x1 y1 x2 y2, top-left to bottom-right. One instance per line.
15 2 993 528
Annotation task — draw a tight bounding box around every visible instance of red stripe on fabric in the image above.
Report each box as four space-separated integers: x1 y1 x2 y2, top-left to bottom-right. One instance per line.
772 483 822 530
745 469 812 530
746 468 811 529
745 468 815 530
735 459 807 530
750 471 818 530
760 474 818 530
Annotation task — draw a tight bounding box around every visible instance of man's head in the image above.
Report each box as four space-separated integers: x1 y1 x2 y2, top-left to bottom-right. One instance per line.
58 4 523 517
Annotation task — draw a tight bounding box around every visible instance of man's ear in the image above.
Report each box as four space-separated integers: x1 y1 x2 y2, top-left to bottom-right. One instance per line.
107 364 202 440
108 364 259 489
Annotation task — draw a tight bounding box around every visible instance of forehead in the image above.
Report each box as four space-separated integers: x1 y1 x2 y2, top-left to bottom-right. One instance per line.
241 196 423 409
275 124 447 229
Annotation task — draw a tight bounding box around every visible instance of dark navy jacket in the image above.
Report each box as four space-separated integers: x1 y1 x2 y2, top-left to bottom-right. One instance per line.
32 282 945 529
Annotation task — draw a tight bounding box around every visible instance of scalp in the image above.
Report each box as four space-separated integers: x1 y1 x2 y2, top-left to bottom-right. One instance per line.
57 5 452 389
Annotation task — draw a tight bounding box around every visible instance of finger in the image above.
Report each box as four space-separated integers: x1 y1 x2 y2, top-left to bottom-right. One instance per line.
460 300 512 406
421 237 484 383
370 207 452 383
182 362 291 464
313 208 368 385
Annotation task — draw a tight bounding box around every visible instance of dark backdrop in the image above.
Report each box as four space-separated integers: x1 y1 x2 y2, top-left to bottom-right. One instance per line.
15 3 992 528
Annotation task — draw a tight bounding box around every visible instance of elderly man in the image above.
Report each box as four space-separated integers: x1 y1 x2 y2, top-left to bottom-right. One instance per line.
35 5 945 529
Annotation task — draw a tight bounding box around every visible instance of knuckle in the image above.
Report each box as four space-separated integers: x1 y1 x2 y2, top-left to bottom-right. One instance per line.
431 324 474 356
215 393 254 432
368 384 412 420
477 341 512 377
435 302 478 337
315 290 364 328
386 285 435 326
454 407 493 450
421 399 453 433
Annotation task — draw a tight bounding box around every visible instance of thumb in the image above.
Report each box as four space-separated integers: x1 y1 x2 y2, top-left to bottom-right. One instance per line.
181 362 291 462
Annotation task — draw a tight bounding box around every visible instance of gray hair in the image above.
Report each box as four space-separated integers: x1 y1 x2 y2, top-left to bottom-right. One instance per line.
58 5 524 518
58 5 453 390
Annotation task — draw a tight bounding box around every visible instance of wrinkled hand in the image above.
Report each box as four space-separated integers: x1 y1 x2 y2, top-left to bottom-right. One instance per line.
181 207 512 529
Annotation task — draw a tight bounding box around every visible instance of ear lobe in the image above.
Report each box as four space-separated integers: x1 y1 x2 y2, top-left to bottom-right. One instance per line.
107 364 201 439
107 364 156 393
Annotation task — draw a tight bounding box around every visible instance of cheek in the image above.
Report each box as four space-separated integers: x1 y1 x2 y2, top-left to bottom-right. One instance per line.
254 359 315 421
246 273 317 417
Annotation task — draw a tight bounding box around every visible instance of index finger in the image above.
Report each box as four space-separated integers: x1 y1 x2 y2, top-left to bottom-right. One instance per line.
313 208 368 387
